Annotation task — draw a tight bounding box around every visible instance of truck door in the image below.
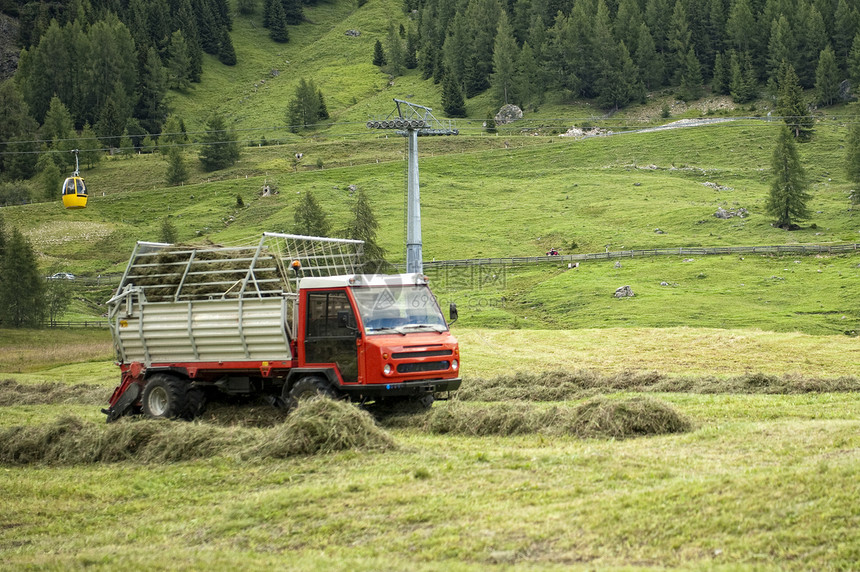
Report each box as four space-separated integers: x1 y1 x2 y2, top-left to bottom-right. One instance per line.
303 290 359 383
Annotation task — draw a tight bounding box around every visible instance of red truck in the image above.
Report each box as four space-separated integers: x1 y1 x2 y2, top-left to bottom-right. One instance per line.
103 233 460 421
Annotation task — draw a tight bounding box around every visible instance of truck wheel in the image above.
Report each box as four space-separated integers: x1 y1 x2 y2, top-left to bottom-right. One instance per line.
182 388 207 421
142 374 188 419
285 376 335 411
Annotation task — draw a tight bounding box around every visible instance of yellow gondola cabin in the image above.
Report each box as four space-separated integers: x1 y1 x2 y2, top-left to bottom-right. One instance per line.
62 176 88 209
62 149 88 209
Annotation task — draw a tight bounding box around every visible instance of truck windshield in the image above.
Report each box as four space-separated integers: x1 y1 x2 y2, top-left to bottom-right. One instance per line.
351 285 448 335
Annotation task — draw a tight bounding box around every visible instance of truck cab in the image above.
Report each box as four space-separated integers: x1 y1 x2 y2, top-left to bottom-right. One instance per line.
297 273 461 400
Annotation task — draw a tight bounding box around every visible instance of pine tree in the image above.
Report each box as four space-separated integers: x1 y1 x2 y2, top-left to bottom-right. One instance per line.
372 39 386 66
218 27 237 65
294 190 330 237
269 0 290 43
677 47 703 101
165 147 189 185
815 45 840 106
167 30 192 90
845 120 860 184
635 22 663 90
286 78 326 131
159 216 179 243
441 72 467 117
667 0 692 85
344 188 388 272
198 112 240 171
766 125 812 229
730 50 757 103
833 0 860 70
386 22 406 76
776 61 813 139
136 46 168 137
849 32 860 89
77 123 102 170
485 111 497 134
0 229 45 328
405 28 418 69
491 11 519 106
712 51 731 95
767 16 796 82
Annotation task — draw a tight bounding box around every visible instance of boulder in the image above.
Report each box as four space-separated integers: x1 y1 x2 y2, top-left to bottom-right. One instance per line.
495 104 523 125
614 285 634 298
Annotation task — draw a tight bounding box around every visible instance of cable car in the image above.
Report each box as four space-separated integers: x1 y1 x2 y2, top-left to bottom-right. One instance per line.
62 149 88 210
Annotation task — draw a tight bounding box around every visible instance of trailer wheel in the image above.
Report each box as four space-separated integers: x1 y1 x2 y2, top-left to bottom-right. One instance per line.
142 374 187 419
285 376 335 411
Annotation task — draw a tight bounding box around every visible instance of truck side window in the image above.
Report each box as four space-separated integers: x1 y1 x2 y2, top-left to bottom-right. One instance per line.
306 291 354 337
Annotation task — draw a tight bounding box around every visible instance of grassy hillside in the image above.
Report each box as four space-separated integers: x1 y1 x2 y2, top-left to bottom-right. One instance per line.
0 0 858 336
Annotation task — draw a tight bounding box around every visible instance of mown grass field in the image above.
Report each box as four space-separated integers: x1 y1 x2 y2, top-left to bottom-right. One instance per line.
1 328 859 570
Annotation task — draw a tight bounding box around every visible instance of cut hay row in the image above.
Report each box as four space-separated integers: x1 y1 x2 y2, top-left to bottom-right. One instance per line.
0 396 691 465
457 370 860 402
382 397 693 439
0 398 394 466
0 379 109 406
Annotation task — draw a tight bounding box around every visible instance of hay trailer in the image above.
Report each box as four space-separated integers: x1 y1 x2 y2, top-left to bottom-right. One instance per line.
103 233 461 421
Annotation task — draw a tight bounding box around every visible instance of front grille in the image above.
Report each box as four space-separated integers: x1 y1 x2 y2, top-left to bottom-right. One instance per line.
396 361 450 373
392 349 453 359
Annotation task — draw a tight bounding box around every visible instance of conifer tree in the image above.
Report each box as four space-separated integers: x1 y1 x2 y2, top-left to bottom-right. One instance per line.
776 61 813 139
677 47 703 101
218 27 237 65
712 51 731 95
269 0 290 43
165 147 189 185
845 120 860 185
815 45 840 106
372 39 386 66
344 188 388 272
0 229 45 328
766 125 811 229
385 22 406 76
441 72 467 117
294 190 330 237
491 12 519 105
167 30 192 90
635 22 663 89
286 79 327 131
849 32 860 89
198 113 240 171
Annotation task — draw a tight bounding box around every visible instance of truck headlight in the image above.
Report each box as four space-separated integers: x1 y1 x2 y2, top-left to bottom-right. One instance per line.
451 359 458 371
383 364 392 375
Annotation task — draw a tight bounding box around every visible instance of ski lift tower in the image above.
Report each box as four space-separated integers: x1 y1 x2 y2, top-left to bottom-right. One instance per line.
367 99 458 274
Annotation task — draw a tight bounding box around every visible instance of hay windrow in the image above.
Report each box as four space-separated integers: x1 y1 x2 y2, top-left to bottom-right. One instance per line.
0 398 394 466
385 397 693 439
457 370 860 402
0 379 109 406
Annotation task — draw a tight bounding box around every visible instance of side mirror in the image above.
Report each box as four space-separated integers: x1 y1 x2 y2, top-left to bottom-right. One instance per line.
337 310 356 330
449 303 459 324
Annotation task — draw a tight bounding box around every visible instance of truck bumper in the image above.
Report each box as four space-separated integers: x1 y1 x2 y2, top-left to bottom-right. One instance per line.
339 378 461 397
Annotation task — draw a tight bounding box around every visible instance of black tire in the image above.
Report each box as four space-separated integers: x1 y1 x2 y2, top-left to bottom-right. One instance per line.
141 374 188 420
371 394 434 415
285 376 336 411
182 387 207 420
